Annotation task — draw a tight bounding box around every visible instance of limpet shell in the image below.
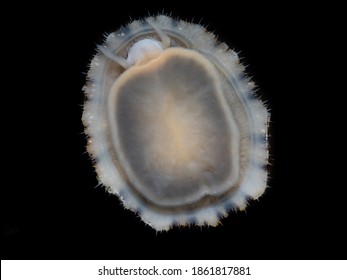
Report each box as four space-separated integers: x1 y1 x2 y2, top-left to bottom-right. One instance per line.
82 15 269 231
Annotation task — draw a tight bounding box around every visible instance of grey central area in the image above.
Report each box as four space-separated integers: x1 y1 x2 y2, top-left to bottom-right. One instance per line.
115 51 234 204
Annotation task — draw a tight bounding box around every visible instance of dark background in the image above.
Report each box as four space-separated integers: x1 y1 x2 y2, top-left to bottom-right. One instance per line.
2 1 346 260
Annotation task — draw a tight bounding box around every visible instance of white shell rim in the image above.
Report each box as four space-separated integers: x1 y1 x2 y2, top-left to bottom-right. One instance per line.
82 15 269 231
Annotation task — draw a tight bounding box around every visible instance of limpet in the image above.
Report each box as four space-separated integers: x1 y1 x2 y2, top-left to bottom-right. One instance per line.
82 15 269 231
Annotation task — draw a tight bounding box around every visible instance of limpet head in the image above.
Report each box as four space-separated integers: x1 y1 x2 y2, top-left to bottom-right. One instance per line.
83 15 269 231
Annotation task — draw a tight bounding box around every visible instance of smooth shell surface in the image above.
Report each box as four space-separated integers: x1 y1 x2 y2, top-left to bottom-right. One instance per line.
83 15 269 231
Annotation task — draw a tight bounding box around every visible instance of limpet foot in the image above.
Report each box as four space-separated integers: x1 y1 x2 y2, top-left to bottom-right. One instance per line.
83 15 269 231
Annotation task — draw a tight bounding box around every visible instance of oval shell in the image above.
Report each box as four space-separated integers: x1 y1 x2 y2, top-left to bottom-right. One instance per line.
82 15 269 231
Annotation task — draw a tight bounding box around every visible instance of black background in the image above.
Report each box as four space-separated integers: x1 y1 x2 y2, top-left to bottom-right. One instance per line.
2 1 346 260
